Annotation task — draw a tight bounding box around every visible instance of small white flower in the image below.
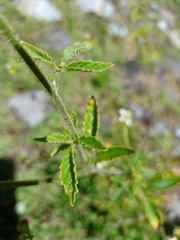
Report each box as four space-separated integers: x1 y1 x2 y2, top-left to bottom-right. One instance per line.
96 161 107 170
15 201 26 214
118 108 132 127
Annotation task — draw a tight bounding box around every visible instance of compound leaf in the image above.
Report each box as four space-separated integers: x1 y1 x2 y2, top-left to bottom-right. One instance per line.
61 42 93 64
83 96 98 136
34 133 69 143
21 40 56 67
59 148 78 206
96 146 134 161
79 135 106 151
65 60 113 72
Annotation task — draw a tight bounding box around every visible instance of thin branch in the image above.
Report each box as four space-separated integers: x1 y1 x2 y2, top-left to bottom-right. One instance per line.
0 177 56 189
0 167 122 189
0 15 87 163
0 16 53 95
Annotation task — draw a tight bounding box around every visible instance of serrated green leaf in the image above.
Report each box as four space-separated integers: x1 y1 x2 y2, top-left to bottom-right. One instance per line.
61 42 93 64
50 144 71 157
96 147 134 161
65 60 113 72
59 148 78 206
79 135 106 151
34 133 69 143
84 95 98 136
21 40 56 67
148 176 180 190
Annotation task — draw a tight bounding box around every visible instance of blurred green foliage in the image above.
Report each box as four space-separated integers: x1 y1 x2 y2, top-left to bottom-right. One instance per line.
1 0 180 239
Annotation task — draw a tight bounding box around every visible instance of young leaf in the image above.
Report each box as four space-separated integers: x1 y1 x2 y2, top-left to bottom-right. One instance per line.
79 136 106 151
21 41 56 67
59 148 78 206
17 219 34 240
142 197 162 230
148 176 180 190
83 95 98 136
71 111 78 128
50 144 71 157
65 60 113 72
96 146 134 161
34 133 69 143
61 42 93 64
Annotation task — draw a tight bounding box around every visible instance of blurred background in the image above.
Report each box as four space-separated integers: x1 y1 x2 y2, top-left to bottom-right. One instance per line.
1 0 180 239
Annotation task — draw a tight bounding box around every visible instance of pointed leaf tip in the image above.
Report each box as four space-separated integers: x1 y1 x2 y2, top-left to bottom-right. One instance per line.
21 40 56 67
83 96 98 137
34 133 69 143
143 198 162 230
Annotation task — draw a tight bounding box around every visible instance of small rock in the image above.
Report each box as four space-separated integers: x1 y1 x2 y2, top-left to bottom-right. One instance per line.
75 0 115 18
7 89 53 128
175 127 180 139
166 192 180 222
157 19 169 33
157 58 180 102
13 0 62 22
131 103 153 126
150 2 160 12
168 30 180 49
160 8 176 28
156 7 180 49
149 121 169 136
166 58 180 80
102 1 115 18
75 0 103 15
44 27 71 53
119 0 131 7
123 79 146 95
124 60 140 76
108 23 129 38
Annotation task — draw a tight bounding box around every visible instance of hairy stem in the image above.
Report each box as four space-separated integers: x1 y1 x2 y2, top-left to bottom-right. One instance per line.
77 143 88 162
0 15 87 162
0 16 53 95
52 85 78 140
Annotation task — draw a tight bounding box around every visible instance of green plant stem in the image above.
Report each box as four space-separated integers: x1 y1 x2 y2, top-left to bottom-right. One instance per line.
52 86 78 139
0 166 122 189
0 16 53 95
77 143 88 162
0 177 55 189
0 15 87 162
